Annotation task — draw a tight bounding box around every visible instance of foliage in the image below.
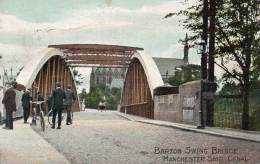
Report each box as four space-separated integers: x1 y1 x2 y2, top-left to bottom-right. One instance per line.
168 64 201 86
218 82 240 95
72 68 84 85
166 0 260 130
79 83 122 110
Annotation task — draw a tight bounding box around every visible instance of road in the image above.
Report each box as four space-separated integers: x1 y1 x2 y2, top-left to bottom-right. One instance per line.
32 110 260 164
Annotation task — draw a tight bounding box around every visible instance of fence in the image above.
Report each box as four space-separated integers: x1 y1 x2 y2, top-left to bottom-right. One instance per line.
214 95 242 129
214 94 260 130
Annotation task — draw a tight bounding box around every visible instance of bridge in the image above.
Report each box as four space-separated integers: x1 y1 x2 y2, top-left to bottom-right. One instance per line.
2 44 260 164
16 44 164 119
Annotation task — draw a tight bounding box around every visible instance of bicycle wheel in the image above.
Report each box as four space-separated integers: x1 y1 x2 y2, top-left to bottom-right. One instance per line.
40 111 45 131
47 110 53 126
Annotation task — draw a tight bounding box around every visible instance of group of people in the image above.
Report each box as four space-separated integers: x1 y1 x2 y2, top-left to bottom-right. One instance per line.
2 82 76 130
50 82 76 129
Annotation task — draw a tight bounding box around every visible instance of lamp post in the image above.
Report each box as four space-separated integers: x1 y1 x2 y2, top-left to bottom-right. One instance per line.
197 40 207 129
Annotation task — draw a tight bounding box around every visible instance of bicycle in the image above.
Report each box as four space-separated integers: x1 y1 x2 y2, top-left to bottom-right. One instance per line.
31 101 45 131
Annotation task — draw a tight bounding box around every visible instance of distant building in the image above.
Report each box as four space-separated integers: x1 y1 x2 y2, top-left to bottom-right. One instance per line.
153 34 190 82
90 34 190 87
90 67 126 88
153 57 187 82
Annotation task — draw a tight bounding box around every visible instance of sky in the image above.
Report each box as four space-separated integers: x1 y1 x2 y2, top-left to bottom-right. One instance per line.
0 0 200 71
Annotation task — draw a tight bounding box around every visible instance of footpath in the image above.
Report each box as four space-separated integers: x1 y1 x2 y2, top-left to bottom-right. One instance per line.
0 120 70 164
116 112 260 143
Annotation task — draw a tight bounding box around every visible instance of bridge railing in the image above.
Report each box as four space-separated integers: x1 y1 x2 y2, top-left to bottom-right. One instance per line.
120 102 153 119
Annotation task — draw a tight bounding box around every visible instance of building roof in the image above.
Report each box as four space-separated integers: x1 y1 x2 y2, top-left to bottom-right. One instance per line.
153 57 186 77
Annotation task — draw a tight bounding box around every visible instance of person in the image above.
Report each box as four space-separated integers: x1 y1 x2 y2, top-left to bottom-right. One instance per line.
98 98 106 112
46 93 53 113
2 81 17 130
64 85 76 125
21 88 32 123
36 91 45 116
51 82 65 129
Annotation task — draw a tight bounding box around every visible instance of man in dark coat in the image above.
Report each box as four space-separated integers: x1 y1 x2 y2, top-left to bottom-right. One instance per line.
21 89 32 123
51 82 65 129
64 85 76 125
2 81 17 130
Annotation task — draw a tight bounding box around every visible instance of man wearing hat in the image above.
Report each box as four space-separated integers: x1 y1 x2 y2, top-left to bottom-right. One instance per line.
51 82 65 129
21 88 32 123
2 81 17 129
64 85 76 125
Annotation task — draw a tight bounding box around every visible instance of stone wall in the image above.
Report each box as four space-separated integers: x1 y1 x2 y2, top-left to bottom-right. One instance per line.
154 94 180 122
154 80 201 125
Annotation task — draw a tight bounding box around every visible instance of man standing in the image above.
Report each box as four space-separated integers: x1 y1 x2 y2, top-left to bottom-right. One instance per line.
2 81 17 130
51 82 65 129
64 85 76 125
21 88 32 123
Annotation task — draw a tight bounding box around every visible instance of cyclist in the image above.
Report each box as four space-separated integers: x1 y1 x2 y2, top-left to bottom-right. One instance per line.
98 96 106 112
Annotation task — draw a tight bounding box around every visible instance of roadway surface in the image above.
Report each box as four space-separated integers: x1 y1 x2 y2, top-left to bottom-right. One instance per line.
32 110 260 164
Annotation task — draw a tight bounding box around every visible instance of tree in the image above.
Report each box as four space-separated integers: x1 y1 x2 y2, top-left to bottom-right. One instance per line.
166 0 260 130
214 0 259 130
218 82 240 95
168 64 201 86
80 84 122 110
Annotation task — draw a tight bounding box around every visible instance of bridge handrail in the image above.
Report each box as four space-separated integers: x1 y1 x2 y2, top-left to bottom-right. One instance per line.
121 102 148 108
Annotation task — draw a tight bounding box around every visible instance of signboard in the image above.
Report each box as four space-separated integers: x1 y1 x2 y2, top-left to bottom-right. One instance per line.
182 95 197 122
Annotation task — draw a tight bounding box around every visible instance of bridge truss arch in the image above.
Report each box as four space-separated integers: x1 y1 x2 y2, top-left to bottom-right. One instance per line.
16 44 163 116
120 52 164 119
16 48 80 111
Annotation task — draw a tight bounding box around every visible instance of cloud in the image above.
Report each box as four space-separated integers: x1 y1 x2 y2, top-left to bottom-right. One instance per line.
0 13 132 34
0 0 198 74
149 43 183 58
0 43 43 72
0 0 189 50
0 0 191 35
104 0 112 7
75 0 193 16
